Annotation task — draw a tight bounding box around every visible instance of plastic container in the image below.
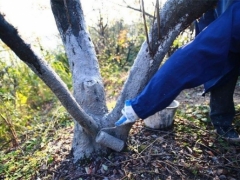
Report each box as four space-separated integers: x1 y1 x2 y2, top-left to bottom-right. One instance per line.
144 100 179 129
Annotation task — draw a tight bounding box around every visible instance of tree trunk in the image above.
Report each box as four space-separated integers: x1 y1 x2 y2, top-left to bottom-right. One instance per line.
0 0 218 162
50 0 109 160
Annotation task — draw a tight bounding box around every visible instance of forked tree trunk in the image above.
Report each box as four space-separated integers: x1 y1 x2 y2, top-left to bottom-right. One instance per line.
51 0 217 161
0 0 217 162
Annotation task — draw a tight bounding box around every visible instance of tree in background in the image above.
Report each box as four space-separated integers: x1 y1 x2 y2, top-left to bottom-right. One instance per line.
0 0 217 161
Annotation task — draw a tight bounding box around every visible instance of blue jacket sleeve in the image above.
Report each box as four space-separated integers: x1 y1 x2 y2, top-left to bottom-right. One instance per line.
131 2 240 119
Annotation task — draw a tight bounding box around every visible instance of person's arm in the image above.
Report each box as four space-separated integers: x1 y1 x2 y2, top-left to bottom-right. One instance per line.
115 2 240 126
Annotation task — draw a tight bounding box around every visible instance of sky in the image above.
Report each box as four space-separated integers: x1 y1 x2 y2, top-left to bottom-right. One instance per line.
0 0 158 51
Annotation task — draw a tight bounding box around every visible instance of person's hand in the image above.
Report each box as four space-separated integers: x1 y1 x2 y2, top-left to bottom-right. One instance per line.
115 100 139 126
115 115 135 126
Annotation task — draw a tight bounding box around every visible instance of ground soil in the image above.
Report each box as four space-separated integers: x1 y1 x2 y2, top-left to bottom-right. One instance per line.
43 85 240 180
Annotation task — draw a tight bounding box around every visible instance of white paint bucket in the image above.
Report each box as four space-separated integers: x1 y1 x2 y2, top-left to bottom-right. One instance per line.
144 100 179 129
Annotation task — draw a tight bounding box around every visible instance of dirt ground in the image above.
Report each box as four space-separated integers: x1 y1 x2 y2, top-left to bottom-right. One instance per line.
44 85 240 180
176 85 240 107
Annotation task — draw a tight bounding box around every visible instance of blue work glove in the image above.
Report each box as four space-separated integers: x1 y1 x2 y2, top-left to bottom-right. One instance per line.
115 100 139 126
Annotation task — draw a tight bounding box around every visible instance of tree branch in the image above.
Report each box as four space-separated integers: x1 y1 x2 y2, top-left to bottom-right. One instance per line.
0 113 19 147
105 0 154 18
156 0 161 39
141 0 152 54
126 5 154 18
0 13 99 137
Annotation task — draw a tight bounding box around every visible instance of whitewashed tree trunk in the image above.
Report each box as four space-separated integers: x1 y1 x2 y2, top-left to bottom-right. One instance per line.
50 0 217 161
50 0 110 159
0 0 217 162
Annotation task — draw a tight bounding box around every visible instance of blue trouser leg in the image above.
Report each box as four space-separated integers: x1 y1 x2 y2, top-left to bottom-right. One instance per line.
210 67 239 128
130 2 240 119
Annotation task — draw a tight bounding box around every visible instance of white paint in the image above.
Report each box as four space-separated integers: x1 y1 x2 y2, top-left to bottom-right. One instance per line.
64 28 99 79
155 22 181 56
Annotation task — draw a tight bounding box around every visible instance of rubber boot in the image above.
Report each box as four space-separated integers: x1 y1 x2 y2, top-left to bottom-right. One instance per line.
210 68 239 140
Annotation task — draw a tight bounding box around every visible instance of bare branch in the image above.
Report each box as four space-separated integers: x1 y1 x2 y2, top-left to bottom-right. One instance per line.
141 0 152 55
105 0 154 18
156 0 161 39
126 5 154 18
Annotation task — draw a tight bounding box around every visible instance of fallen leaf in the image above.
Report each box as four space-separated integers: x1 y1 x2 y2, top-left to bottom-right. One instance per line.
206 150 214 156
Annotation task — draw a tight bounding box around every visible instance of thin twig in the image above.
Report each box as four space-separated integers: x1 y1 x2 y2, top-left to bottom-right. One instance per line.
141 0 152 54
127 5 154 18
105 0 154 18
0 113 19 147
151 1 156 53
156 0 161 39
137 131 173 157
137 137 161 157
